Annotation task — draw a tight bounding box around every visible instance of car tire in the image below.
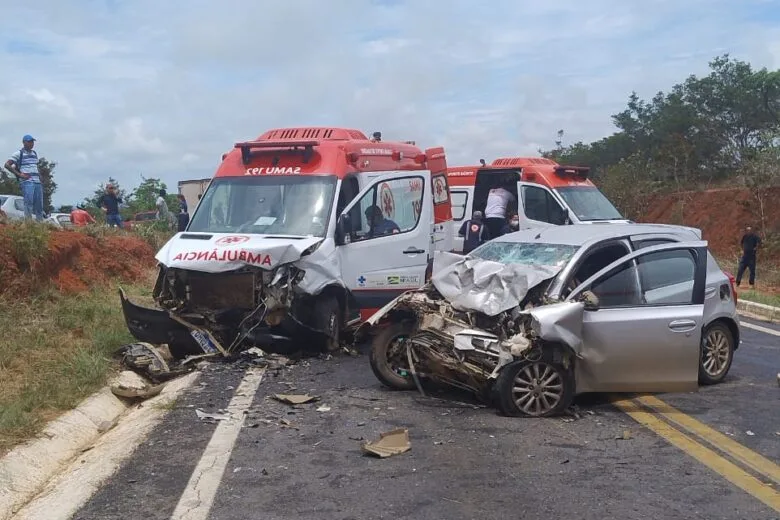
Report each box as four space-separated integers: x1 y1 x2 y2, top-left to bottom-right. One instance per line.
698 322 735 385
369 322 417 391
495 358 574 417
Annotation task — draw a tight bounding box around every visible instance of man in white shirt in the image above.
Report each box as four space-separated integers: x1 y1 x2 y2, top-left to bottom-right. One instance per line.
484 179 516 238
156 189 171 229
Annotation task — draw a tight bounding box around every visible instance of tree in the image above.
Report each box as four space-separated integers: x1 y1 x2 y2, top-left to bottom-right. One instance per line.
128 176 180 215
739 138 780 240
57 205 73 213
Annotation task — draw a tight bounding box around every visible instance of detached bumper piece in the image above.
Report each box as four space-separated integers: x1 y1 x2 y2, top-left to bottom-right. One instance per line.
119 288 202 356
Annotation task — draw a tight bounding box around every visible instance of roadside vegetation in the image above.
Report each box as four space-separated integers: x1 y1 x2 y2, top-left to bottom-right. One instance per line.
0 220 168 453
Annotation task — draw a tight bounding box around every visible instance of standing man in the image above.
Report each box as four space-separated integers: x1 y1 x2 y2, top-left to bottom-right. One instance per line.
70 204 96 226
484 178 516 238
156 189 171 229
458 210 490 254
5 135 44 221
176 194 189 232
736 225 761 287
101 184 124 227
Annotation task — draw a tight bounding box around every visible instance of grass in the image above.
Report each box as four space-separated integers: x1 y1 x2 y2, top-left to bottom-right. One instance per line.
738 289 780 307
0 271 156 453
5 221 51 269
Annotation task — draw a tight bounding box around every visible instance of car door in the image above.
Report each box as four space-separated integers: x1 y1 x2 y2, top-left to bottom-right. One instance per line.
516 182 569 229
338 171 432 313
449 188 470 253
565 241 709 394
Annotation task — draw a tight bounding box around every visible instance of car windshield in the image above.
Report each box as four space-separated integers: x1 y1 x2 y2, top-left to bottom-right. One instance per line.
470 241 579 268
555 186 623 221
188 175 337 237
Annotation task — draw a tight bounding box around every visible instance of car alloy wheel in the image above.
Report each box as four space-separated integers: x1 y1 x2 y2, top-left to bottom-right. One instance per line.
702 326 732 378
511 361 565 417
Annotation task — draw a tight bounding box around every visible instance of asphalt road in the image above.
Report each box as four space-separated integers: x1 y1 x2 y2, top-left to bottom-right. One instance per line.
68 317 780 520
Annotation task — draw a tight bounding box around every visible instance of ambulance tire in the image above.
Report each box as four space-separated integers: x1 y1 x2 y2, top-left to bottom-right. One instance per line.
369 322 417 391
318 296 343 352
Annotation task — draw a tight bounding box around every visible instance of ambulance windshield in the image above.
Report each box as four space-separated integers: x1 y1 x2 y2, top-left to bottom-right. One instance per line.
554 186 623 221
188 175 337 237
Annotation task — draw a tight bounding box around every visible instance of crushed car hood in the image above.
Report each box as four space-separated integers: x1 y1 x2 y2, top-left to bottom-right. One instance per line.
430 252 562 316
155 233 324 272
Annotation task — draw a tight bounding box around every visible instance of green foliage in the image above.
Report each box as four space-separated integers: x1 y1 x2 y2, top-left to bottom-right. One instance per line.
57 205 73 213
5 221 51 269
545 54 780 189
84 176 180 221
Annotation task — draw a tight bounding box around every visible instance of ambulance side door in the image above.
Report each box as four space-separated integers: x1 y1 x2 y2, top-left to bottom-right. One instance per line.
336 171 432 314
516 181 570 229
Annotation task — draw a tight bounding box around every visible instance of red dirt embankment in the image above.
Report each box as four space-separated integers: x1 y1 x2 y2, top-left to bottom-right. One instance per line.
0 226 156 297
640 187 780 259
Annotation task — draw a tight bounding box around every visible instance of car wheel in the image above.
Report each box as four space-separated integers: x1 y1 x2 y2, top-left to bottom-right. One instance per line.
369 322 417 391
495 358 574 417
699 322 734 385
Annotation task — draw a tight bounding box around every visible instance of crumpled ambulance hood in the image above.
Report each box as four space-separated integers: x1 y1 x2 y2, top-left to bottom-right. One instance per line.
155 233 324 273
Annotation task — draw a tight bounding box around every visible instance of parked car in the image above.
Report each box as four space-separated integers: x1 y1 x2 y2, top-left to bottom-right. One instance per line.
366 223 739 417
123 211 158 230
0 195 25 221
45 212 73 228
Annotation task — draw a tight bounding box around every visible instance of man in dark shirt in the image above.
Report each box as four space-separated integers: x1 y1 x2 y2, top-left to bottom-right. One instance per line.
736 225 761 287
364 205 400 237
100 184 124 228
458 210 490 254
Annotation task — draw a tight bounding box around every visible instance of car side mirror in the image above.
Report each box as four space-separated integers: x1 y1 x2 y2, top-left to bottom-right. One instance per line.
335 213 352 246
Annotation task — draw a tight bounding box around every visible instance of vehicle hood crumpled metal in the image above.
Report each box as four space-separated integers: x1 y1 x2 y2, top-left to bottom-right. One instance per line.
155 233 325 273
429 252 562 316
522 301 586 354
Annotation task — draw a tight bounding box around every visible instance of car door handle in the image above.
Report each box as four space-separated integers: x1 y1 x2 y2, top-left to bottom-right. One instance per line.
403 247 426 255
668 319 697 333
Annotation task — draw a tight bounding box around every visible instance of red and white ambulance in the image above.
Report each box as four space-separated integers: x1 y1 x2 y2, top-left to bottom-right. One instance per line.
120 127 453 357
447 157 630 252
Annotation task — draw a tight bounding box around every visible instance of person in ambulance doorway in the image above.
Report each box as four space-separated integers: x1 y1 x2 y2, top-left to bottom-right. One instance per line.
364 205 400 237
458 210 490 255
484 178 516 238
500 211 520 235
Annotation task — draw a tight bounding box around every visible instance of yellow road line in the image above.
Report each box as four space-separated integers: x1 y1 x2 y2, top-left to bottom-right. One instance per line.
611 397 780 513
637 395 780 486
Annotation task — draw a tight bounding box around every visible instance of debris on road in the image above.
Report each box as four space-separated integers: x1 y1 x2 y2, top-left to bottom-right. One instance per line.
361 428 411 458
272 394 319 405
316 405 331 412
196 409 232 422
746 430 755 436
616 430 632 440
116 342 194 383
110 370 165 399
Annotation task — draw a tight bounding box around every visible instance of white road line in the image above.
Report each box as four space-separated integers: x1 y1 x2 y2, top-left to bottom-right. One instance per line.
171 368 266 520
741 321 780 337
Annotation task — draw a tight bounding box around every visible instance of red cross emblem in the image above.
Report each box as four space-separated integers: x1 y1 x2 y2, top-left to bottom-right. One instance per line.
380 183 394 218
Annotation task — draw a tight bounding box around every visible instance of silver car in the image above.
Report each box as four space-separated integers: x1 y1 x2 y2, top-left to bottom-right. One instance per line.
0 194 25 220
367 223 740 417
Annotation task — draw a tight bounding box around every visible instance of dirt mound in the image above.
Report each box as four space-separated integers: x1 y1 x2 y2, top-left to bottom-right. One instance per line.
0 225 157 297
640 187 780 258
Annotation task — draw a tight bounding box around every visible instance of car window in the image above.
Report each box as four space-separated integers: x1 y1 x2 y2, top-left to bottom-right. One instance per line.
633 238 675 249
0 196 6 205
348 176 424 242
522 185 566 225
14 199 24 211
586 249 697 308
637 249 696 305
450 190 468 221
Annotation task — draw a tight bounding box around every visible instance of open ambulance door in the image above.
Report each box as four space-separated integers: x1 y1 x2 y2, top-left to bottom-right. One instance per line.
516 181 570 229
336 171 434 320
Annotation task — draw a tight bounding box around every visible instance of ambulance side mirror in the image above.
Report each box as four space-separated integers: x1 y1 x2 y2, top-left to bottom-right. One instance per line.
335 213 352 246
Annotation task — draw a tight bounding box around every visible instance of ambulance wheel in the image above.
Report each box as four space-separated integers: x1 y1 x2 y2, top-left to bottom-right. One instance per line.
369 322 417 390
319 296 343 352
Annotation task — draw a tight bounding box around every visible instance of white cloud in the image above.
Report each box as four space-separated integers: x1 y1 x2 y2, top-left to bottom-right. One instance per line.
0 0 778 206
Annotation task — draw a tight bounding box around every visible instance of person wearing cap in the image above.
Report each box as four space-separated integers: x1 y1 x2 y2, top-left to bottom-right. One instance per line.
5 135 44 220
100 184 124 227
459 210 490 254
70 204 96 227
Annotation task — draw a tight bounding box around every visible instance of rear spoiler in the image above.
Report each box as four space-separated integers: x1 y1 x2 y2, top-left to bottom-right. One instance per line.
554 165 590 179
234 140 319 165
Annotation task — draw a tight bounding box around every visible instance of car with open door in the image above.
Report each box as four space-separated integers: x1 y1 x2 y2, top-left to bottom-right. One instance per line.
365 223 739 417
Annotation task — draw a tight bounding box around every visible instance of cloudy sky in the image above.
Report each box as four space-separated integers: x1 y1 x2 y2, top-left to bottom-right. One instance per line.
2 0 779 207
